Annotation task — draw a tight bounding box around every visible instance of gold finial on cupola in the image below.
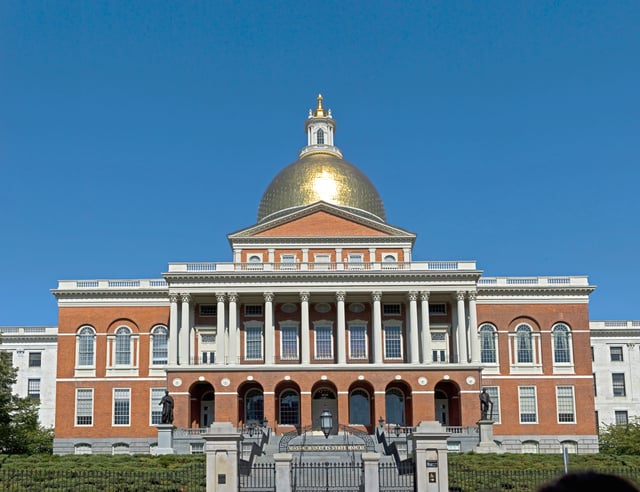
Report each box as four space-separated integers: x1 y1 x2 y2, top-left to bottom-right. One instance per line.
314 93 325 117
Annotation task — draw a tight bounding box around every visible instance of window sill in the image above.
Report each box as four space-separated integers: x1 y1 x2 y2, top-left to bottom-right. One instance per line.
106 368 139 377
74 368 96 378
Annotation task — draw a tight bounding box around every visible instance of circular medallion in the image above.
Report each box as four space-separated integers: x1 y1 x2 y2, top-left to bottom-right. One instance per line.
172 378 182 387
221 378 231 387
443 374 450 380
284 375 291 381
418 377 427 386
466 376 476 386
315 303 331 313
321 375 328 380
395 375 402 380
281 303 297 313
198 376 205 382
247 375 254 381
349 303 365 313
358 375 365 381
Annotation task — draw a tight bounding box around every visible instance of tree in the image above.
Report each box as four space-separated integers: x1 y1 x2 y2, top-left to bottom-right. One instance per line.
599 419 640 455
0 349 53 454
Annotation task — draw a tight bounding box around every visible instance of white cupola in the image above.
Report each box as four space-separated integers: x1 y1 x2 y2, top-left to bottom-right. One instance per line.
299 94 342 158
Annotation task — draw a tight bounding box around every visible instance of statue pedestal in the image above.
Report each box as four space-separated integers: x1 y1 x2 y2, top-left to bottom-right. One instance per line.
475 420 503 454
152 424 176 455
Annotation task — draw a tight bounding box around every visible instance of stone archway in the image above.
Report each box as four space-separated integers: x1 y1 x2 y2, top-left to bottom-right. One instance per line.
434 380 461 426
311 384 338 435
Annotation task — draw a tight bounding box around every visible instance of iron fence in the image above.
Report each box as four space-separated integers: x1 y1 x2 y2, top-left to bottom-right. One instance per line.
448 464 640 492
291 461 363 492
239 462 276 492
0 466 205 491
379 461 414 491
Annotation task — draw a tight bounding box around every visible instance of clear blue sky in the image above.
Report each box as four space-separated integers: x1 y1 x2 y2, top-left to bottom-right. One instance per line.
1 1 638 326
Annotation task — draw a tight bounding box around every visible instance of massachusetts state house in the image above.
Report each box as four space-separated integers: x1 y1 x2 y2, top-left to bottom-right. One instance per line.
52 96 598 454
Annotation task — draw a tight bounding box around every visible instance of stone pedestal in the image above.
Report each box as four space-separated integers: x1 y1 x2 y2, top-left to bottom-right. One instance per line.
412 421 450 492
362 452 381 492
274 453 293 492
203 422 243 492
152 424 176 455
475 420 503 454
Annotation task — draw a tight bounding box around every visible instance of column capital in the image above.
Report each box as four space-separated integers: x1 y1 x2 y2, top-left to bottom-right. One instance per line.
420 290 430 301
228 292 238 303
180 293 191 303
372 291 382 302
468 291 477 302
264 292 274 303
169 293 179 303
456 291 465 301
216 292 226 303
336 291 346 302
299 291 310 302
407 291 418 302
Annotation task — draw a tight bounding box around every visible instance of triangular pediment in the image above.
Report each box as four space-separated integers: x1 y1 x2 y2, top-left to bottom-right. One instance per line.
228 202 416 240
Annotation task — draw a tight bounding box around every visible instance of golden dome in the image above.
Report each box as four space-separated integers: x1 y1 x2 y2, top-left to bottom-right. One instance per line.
257 152 386 223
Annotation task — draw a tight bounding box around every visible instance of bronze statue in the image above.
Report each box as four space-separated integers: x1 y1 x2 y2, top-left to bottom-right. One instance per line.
160 390 174 424
480 388 493 420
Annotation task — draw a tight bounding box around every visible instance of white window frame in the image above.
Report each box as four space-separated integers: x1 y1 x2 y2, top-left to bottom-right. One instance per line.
76 326 96 370
113 388 131 427
150 325 168 367
509 324 542 374
430 327 449 363
280 254 297 270
612 373 627 397
314 322 334 360
27 378 40 399
150 388 165 425
610 346 624 362
348 323 368 360
313 253 331 270
383 322 403 360
518 386 538 424
479 324 498 365
75 388 94 427
107 325 139 375
347 253 364 270
551 323 574 373
280 323 299 360
483 386 501 424
615 410 628 425
244 322 264 361
556 385 576 424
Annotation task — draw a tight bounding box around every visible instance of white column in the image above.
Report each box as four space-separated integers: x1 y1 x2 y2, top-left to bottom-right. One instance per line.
420 291 432 364
228 293 238 365
179 293 191 365
169 294 179 365
468 292 480 363
456 291 468 363
372 291 383 364
300 292 310 364
264 292 274 365
336 291 346 364
215 293 226 365
408 291 419 364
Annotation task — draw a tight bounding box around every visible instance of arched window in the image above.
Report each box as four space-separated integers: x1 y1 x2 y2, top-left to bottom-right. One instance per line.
245 389 264 424
479 324 497 363
561 440 578 454
115 327 132 365
77 326 96 367
385 388 405 425
349 389 370 425
279 390 300 426
552 324 571 363
112 442 130 455
74 443 92 455
151 326 168 365
521 440 539 454
316 128 324 144
516 324 533 363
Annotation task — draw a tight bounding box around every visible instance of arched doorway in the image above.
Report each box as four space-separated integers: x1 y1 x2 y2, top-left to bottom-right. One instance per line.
434 380 461 426
275 381 301 428
238 382 264 425
385 381 412 426
311 384 338 435
189 381 214 428
348 381 374 432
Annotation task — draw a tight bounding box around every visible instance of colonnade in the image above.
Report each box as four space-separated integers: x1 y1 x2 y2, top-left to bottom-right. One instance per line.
168 290 481 366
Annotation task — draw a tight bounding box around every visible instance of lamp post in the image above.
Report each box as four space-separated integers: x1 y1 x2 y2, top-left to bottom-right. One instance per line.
378 416 384 428
320 409 333 438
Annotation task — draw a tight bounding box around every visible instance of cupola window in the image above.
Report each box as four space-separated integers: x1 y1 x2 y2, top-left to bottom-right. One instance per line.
316 129 324 144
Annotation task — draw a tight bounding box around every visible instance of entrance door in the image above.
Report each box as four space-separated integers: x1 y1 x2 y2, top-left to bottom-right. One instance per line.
435 390 448 426
312 388 338 435
201 392 214 428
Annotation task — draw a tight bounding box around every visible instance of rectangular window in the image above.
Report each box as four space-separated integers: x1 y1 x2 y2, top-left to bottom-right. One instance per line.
432 350 446 362
591 346 594 361
313 254 331 270
190 442 205 454
201 351 215 364
349 325 367 359
557 386 576 423
28 379 40 399
280 254 296 270
593 374 597 397
347 253 364 269
429 303 447 315
519 386 537 423
76 388 93 426
199 304 217 317
615 410 629 425
612 373 626 397
245 327 263 360
281 326 299 360
315 326 333 360
484 386 501 423
384 325 403 359
113 388 131 426
610 346 624 362
28 352 42 367
244 304 263 317
383 303 401 316
150 388 164 425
